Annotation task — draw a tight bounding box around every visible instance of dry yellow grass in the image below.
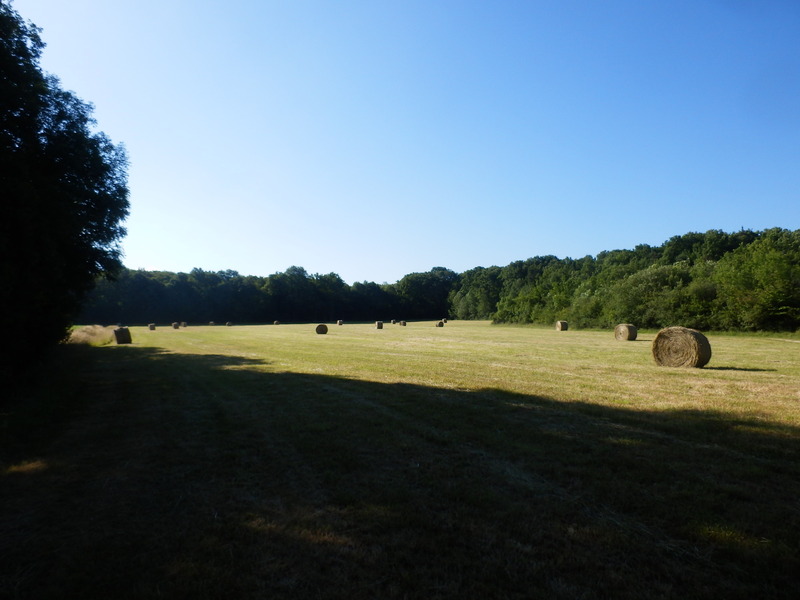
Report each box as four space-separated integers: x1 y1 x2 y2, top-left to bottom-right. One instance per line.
66 324 116 346
3 321 800 599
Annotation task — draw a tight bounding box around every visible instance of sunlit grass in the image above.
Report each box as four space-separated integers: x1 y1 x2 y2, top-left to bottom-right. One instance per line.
3 321 799 598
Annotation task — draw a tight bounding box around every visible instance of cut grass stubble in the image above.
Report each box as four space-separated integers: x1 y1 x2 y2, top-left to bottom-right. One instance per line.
2 321 800 599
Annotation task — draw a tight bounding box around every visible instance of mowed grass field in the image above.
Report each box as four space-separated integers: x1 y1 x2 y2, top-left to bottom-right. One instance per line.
3 321 800 599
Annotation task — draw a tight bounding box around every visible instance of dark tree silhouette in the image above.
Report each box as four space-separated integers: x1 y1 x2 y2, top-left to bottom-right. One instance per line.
1 2 129 377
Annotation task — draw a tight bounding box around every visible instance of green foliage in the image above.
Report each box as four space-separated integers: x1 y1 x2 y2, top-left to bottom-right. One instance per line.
1 2 129 375
713 229 800 330
79 228 800 332
489 228 797 331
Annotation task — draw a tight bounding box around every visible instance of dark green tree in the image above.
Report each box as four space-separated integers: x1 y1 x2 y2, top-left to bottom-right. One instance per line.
1 2 129 375
713 228 800 330
395 267 458 319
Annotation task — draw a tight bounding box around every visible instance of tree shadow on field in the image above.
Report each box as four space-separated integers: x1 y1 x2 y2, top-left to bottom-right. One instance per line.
2 344 800 600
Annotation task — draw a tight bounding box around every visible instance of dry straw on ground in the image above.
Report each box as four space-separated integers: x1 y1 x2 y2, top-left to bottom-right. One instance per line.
614 324 638 341
315 324 328 335
556 320 568 331
67 325 116 346
652 326 712 368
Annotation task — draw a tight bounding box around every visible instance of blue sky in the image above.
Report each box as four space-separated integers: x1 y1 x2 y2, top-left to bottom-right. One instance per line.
13 0 800 283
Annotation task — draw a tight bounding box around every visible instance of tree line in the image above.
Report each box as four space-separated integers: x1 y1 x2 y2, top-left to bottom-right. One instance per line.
80 228 800 332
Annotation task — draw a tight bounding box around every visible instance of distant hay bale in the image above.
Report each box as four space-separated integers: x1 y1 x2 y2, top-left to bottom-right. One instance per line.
172 322 179 329
376 321 383 329
209 321 215 326
337 320 343 326
226 322 233 327
652 326 712 368
436 321 444 327
315 324 328 335
556 320 568 331
614 324 638 341
181 321 187 328
443 318 448 323
113 327 132 345
274 320 280 325
400 320 407 326
148 323 156 331
391 319 397 324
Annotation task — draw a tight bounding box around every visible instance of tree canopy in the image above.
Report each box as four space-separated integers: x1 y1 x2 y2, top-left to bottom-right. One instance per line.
78 228 800 332
1 1 129 375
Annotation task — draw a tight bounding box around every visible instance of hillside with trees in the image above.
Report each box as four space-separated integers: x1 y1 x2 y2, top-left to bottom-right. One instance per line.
79 228 800 332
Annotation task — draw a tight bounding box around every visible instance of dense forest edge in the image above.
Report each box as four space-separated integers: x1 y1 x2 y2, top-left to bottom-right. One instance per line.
80 228 800 332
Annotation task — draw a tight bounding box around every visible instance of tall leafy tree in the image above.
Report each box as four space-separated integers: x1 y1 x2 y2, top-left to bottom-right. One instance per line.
1 2 129 375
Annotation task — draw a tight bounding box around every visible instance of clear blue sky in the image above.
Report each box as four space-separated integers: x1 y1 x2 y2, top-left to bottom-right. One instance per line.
13 0 800 284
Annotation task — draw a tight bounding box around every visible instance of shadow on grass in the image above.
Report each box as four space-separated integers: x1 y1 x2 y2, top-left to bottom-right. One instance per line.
2 344 799 600
705 366 778 372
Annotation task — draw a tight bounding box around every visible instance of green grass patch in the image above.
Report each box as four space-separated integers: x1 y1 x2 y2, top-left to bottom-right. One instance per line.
2 321 800 598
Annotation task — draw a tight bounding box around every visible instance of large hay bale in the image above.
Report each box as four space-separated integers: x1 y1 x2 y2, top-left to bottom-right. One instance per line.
614 324 637 341
148 323 156 331
436 321 444 327
315 323 328 334
181 321 187 328
337 320 343 326
400 320 407 326
652 326 712 368
209 321 215 326
555 320 568 331
172 322 179 329
226 322 233 327
113 327 132 345
273 320 280 325
375 321 383 329
443 318 448 323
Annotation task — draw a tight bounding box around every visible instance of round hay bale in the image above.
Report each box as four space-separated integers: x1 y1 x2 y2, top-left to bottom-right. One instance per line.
181 321 187 328
400 320 407 326
337 320 343 326
113 327 132 345
436 321 444 327
375 321 383 329
172 322 179 329
555 320 568 331
652 326 712 368
226 322 233 327
614 324 637 341
273 320 280 325
209 321 215 326
315 323 328 335
148 323 156 331
443 318 448 323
